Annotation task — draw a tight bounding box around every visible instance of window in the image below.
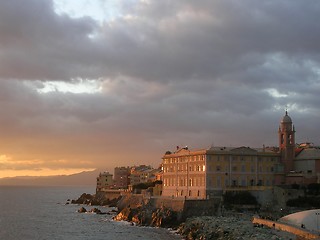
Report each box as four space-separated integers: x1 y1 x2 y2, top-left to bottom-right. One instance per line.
232 166 237 172
216 166 221 171
266 179 270 186
241 179 246 186
217 177 221 187
232 180 237 186
250 179 254 186
241 165 245 172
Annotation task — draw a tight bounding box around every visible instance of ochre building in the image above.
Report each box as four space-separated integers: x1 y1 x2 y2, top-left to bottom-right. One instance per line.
162 146 280 199
162 111 319 199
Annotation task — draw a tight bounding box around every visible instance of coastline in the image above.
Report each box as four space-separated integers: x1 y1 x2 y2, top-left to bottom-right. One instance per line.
72 192 297 239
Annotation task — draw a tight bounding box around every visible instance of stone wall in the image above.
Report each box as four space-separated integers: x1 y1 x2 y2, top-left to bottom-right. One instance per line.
96 189 124 201
150 197 185 212
252 217 319 239
149 196 219 221
183 199 218 219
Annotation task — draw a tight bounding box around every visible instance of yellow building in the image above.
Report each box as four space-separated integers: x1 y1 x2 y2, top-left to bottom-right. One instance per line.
96 171 113 192
162 146 281 199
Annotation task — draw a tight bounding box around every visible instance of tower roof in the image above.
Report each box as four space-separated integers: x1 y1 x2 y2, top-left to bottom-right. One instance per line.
281 111 292 123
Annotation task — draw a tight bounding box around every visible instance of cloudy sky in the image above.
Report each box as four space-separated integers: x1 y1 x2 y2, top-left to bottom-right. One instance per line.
0 0 320 178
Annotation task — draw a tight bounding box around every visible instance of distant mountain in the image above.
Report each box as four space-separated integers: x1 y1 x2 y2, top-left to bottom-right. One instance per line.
0 169 103 186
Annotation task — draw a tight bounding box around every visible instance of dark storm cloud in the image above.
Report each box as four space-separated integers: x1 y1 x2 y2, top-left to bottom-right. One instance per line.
0 0 97 80
0 0 320 174
1 0 319 83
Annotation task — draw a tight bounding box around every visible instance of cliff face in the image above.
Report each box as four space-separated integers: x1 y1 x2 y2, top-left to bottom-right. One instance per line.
114 194 180 227
113 195 220 228
114 205 179 228
71 192 120 206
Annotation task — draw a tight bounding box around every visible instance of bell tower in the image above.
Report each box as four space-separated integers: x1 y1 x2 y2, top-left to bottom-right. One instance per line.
278 111 295 173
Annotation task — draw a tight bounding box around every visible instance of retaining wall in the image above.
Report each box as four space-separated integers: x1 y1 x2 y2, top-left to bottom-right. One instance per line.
252 217 320 240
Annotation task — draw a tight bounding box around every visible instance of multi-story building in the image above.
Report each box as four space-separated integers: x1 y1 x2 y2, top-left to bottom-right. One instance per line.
129 165 154 185
162 146 280 199
113 167 130 189
96 172 113 192
162 111 320 199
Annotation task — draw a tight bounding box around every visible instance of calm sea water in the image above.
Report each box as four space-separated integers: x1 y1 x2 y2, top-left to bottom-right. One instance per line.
0 186 181 240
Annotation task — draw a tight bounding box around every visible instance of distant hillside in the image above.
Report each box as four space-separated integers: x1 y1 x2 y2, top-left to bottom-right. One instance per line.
0 169 103 186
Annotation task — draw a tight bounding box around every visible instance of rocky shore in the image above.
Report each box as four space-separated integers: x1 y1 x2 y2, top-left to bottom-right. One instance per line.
71 193 297 239
177 215 297 240
71 192 120 206
113 205 179 228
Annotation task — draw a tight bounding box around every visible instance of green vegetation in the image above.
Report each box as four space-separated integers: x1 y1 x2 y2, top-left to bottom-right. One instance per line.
307 183 320 195
132 180 162 191
287 196 320 208
223 191 258 206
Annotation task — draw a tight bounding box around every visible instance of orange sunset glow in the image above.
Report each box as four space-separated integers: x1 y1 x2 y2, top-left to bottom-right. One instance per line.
1 0 320 181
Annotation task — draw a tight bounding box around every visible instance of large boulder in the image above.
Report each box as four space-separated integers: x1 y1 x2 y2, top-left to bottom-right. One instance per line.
72 193 94 205
71 193 121 206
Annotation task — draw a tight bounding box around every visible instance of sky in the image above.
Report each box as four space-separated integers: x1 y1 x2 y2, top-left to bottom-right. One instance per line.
0 0 320 178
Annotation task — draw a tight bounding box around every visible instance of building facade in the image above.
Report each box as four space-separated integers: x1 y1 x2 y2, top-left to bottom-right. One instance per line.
96 172 113 192
113 167 131 189
162 146 280 199
162 111 320 198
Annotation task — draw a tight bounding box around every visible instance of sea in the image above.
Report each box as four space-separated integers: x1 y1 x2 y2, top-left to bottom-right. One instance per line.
0 186 181 240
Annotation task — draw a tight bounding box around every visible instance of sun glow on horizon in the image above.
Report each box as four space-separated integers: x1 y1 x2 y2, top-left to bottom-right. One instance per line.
0 168 96 179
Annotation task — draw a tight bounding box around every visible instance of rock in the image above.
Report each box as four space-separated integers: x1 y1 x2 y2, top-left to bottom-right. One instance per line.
89 207 106 214
113 207 132 221
78 207 87 213
71 192 121 206
176 215 296 240
72 193 94 205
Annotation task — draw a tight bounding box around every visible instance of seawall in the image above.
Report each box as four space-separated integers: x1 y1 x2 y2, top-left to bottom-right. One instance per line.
252 217 320 239
117 194 220 222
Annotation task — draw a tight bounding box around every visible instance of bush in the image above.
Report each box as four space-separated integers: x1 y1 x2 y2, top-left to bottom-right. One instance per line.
307 183 320 195
132 180 163 191
223 191 258 205
287 196 320 208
